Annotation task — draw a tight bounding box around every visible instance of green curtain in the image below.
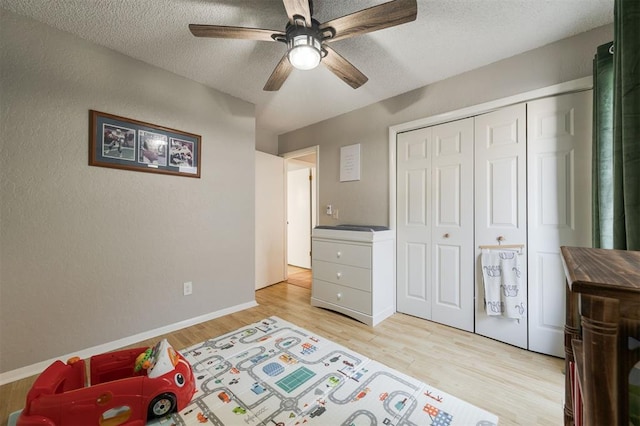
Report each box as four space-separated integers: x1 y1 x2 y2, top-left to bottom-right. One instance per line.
612 0 640 250
593 0 640 250
592 42 614 248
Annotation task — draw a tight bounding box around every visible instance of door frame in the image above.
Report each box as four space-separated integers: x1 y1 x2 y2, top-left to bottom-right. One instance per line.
282 146 319 275
388 77 592 306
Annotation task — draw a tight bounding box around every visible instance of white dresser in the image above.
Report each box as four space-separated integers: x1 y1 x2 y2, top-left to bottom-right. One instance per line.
311 226 395 326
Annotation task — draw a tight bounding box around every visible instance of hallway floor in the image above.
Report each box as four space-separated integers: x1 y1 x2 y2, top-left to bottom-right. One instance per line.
286 265 311 289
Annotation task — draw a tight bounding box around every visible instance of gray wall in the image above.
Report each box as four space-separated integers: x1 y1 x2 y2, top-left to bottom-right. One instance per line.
279 24 613 227
256 125 279 155
0 10 256 373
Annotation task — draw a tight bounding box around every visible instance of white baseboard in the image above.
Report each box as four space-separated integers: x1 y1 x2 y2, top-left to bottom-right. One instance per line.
0 300 258 386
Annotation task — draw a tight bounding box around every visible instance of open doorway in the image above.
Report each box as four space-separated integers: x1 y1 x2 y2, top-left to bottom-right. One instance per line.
282 147 318 288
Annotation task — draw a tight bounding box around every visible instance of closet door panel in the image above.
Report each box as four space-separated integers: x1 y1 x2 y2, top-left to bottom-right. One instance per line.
487 157 520 228
406 242 428 299
431 119 474 332
474 104 528 349
397 128 432 319
532 252 565 332
435 244 461 305
538 152 571 229
527 90 592 357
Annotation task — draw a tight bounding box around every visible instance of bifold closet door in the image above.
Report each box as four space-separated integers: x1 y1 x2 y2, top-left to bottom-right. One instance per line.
474 103 528 349
397 119 474 332
430 120 474 331
397 126 432 320
527 90 592 357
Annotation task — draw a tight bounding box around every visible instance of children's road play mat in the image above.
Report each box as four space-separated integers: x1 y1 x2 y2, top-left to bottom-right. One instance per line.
156 316 497 426
10 316 498 425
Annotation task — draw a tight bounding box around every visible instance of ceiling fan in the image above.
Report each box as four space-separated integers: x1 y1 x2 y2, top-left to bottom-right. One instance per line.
189 0 417 91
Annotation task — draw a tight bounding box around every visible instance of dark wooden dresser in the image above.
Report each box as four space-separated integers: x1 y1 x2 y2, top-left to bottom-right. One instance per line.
561 246 640 426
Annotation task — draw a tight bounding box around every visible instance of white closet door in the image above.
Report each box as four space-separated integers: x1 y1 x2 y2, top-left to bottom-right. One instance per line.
397 119 474 332
430 119 474 332
474 104 528 349
397 127 432 319
527 90 592 357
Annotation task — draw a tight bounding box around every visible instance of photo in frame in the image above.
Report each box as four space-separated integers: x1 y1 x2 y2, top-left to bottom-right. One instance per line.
89 110 201 178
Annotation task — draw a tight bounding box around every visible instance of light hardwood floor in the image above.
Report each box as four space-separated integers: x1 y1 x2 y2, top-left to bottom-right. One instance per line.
286 265 312 289
0 282 565 425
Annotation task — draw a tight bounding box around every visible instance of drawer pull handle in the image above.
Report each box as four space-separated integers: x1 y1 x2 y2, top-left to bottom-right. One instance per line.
336 251 341 258
336 293 342 300
443 233 450 238
336 272 342 279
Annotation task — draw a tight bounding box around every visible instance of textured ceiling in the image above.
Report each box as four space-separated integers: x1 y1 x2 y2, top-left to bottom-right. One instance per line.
1 0 613 139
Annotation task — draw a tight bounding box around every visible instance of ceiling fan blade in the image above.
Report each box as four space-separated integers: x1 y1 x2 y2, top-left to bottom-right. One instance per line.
189 24 283 42
320 0 417 42
322 45 368 89
264 54 294 91
282 0 312 25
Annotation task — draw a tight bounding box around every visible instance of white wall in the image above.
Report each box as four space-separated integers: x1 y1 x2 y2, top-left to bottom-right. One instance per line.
0 10 256 374
278 24 613 227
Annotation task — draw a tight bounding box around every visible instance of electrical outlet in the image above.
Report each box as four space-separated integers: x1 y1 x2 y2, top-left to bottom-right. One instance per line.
183 281 193 296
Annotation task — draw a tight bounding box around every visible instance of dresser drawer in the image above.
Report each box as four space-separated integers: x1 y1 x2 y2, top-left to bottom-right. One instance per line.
312 279 372 315
312 240 371 268
312 260 371 291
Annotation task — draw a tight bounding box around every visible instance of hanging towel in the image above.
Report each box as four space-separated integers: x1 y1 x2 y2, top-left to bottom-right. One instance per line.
480 249 526 320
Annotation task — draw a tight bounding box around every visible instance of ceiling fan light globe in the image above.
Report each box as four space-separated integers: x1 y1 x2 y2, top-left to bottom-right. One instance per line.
288 33 321 70
289 45 321 70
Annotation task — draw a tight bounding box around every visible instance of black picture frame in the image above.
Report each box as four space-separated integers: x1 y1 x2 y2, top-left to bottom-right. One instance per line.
89 110 201 178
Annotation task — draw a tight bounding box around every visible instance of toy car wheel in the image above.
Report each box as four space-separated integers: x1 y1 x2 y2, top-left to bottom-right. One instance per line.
148 393 176 419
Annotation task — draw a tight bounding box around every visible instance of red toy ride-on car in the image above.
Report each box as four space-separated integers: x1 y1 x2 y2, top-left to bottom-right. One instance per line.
17 339 195 426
